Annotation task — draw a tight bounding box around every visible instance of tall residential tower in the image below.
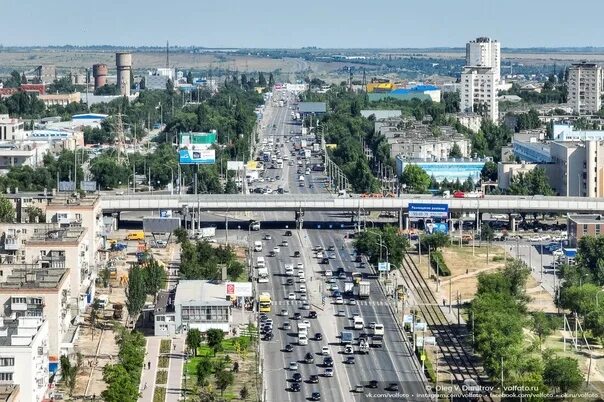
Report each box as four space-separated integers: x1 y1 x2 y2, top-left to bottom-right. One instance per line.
568 62 603 115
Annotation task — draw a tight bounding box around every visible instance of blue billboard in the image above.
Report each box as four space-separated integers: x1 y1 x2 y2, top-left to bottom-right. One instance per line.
425 222 448 234
408 203 449 219
179 149 215 164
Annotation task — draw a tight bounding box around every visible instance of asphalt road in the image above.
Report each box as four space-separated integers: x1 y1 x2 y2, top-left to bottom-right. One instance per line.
255 91 426 401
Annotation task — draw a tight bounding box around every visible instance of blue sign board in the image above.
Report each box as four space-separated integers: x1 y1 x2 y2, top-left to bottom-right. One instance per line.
408 203 449 219
425 222 448 235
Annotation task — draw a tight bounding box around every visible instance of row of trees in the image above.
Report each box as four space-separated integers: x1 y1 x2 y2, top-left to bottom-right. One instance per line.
102 326 146 402
175 228 245 281
125 258 166 319
470 260 584 395
353 226 408 267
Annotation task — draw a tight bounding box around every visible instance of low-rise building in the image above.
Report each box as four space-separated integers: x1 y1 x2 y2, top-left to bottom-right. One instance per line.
0 142 49 172
38 93 80 107
0 317 49 402
154 280 232 336
455 112 482 132
553 124 604 141
0 115 26 142
567 214 604 247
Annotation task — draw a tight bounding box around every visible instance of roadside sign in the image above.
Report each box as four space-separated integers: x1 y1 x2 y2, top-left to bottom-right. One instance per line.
403 314 414 324
408 203 448 219
378 262 390 272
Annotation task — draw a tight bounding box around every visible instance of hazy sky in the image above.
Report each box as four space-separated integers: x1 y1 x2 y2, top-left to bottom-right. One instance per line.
2 0 602 48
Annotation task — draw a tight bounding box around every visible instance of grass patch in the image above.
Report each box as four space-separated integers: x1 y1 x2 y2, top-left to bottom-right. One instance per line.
159 339 171 354
158 356 169 368
493 255 505 262
416 349 436 383
153 386 166 402
156 370 168 385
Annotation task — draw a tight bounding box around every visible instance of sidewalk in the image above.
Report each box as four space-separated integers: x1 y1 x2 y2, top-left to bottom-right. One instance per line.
138 337 160 402
166 336 185 402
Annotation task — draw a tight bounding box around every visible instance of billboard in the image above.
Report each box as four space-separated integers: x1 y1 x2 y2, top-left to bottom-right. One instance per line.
425 222 448 235
378 262 391 272
179 149 215 165
80 181 97 192
179 130 217 146
225 282 253 297
227 161 244 171
143 217 180 233
58 181 75 192
408 203 449 219
159 209 172 218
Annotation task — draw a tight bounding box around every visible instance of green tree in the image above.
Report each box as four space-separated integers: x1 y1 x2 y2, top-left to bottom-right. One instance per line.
559 283 602 317
142 259 166 296
268 73 275 88
215 369 234 396
0 195 15 223
102 364 139 402
508 167 554 196
207 328 225 356
400 164 430 193
89 299 101 340
24 205 45 223
173 228 189 244
585 308 604 346
258 72 267 88
449 142 463 158
125 264 146 319
196 356 213 386
420 232 449 252
186 328 202 356
354 226 408 267
48 76 76 94
531 312 558 350
480 161 498 182
543 356 584 394
60 354 81 396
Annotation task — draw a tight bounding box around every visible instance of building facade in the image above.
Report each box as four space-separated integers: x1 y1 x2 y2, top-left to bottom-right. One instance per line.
568 63 603 115
0 116 25 142
567 215 604 247
549 140 604 197
466 37 501 82
460 66 498 122
396 157 485 183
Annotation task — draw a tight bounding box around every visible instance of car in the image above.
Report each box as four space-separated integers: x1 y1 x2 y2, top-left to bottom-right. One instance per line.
354 384 364 393
334 296 344 304
368 380 378 388
309 184 314 189
280 309 288 316
348 299 356 305
115 190 125 195
292 372 303 382
297 263 304 269
339 273 347 280
336 310 346 317
308 311 317 319
301 302 310 310
263 234 272 240
299 284 307 292
283 322 291 330
316 251 324 259
269 250 276 257
358 333 368 342
286 278 294 285
290 382 301 392
323 368 334 377
272 247 280 254
299 276 306 283
311 391 321 401
313 332 323 340
369 322 377 330
293 312 302 320
324 270 333 277
308 375 319 384
344 345 354 354
314 245 324 252
345 356 355 364
259 314 268 322
386 383 399 391
332 290 342 298
329 253 337 259
321 346 330 355
304 352 314 363
285 230 293 236
303 319 310 327
355 255 363 263
284 344 293 352
328 245 336 251
323 357 333 367
262 332 273 341
330 284 340 291
275 175 281 180
281 240 289 247
288 293 296 300
293 251 301 257
320 258 329 264
289 361 299 371
327 277 337 284
300 294 308 301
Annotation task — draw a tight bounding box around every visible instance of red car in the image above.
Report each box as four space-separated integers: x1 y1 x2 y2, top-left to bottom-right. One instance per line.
453 191 465 198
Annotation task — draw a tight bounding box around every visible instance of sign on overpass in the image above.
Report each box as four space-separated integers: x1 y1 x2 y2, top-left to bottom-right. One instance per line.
408 203 448 219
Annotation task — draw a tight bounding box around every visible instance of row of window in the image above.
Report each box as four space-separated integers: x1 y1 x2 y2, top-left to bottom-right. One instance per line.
11 297 43 305
0 373 13 381
181 306 229 323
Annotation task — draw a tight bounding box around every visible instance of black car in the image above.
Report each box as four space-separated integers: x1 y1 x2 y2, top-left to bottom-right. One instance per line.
320 258 329 264
293 312 302 320
386 383 399 391
345 356 355 364
368 380 378 388
308 375 319 384
284 344 293 352
323 357 333 367
311 391 321 401
358 333 368 341
328 245 336 251
290 382 301 392
355 255 363 263
304 352 314 364
293 251 301 257
292 372 303 383
308 311 317 319
286 278 294 285
315 333 322 341
262 332 273 341
259 314 268 322
285 230 293 236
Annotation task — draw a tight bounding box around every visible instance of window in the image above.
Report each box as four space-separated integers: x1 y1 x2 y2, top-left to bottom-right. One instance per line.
0 373 13 381
596 225 601 235
11 297 26 304
0 358 14 367
583 225 589 235
156 316 165 322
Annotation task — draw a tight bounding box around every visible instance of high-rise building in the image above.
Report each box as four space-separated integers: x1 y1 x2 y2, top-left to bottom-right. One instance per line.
460 66 498 122
568 62 603 115
466 37 501 83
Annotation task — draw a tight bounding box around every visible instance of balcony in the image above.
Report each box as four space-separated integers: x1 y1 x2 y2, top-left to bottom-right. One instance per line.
3 237 19 251
10 302 27 311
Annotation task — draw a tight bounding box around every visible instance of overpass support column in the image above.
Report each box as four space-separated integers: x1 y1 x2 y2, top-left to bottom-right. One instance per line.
448 213 453 233
509 215 516 232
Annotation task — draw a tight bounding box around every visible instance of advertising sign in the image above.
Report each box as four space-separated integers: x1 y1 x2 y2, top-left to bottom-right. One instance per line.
225 282 253 297
408 203 449 219
179 130 217 146
378 262 391 272
179 149 215 165
425 222 448 235
159 209 172 218
58 181 75 192
227 161 244 171
80 181 97 192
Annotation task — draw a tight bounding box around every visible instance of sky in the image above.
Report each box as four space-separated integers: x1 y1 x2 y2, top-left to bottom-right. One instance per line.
1 0 603 48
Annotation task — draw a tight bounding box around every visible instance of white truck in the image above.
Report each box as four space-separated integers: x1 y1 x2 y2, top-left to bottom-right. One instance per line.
354 281 371 299
196 226 216 239
313 143 320 153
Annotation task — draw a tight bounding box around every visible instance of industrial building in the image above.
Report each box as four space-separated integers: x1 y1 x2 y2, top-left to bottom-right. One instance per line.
567 62 603 115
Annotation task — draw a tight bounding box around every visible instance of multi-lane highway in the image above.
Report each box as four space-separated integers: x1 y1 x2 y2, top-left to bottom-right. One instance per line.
253 90 426 401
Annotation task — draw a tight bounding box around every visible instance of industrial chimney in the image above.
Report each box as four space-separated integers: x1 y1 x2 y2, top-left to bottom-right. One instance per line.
92 63 108 90
115 52 132 96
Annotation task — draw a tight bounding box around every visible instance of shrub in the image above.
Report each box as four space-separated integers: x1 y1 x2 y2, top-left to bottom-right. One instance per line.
429 250 451 276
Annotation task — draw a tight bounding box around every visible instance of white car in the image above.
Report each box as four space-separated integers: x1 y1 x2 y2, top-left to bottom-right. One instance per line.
299 293 308 301
289 361 299 371
263 234 272 240
321 346 330 355
288 293 296 300
369 322 376 330
272 247 280 254
329 253 337 259
301 301 310 309
335 296 344 304
280 309 288 316
348 299 356 305
297 263 304 270
344 345 354 354
316 251 324 259
299 284 307 292
324 270 332 277
324 368 334 377
298 269 304 278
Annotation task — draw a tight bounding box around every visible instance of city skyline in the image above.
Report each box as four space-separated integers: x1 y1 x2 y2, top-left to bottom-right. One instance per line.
1 0 603 48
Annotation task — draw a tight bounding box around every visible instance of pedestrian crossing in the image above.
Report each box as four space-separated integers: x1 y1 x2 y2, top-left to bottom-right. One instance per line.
272 299 391 307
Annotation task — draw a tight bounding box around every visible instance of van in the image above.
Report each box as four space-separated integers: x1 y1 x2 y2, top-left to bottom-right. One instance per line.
125 231 144 241
372 324 384 336
298 175 305 182
254 241 263 252
257 257 266 268
353 316 364 330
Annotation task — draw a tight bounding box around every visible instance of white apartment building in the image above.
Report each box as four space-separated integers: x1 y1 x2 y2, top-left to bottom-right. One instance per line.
0 268 72 357
460 66 498 122
466 37 501 82
550 140 604 197
0 142 50 172
0 317 49 402
568 62 603 115
0 115 26 142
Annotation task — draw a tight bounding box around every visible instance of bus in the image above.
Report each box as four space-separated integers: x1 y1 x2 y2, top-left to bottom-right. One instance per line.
259 292 272 313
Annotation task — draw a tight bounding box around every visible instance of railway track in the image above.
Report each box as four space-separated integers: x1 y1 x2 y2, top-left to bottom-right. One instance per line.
399 252 494 402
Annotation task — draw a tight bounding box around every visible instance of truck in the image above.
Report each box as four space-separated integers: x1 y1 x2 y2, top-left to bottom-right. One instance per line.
354 281 371 299
259 292 272 313
125 231 144 241
340 330 354 345
262 151 272 162
344 280 354 294
370 336 383 348
250 220 261 231
254 241 263 252
196 227 216 239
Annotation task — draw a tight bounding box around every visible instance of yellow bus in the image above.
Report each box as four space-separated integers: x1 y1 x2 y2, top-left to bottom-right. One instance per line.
259 292 272 313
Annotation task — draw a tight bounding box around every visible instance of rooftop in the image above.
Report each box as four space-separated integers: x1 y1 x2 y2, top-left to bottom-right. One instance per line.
174 280 232 307
0 266 68 290
154 290 175 315
27 226 86 244
0 317 45 347
48 193 99 207
0 384 19 402
568 214 603 224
